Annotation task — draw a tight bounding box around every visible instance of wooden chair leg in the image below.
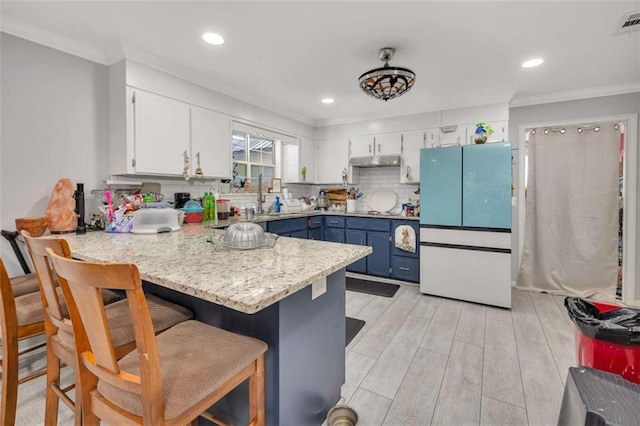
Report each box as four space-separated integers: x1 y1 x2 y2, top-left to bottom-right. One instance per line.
1 331 19 426
43 346 60 426
248 354 265 426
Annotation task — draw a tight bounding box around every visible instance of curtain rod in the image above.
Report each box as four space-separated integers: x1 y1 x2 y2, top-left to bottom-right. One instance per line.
530 123 620 135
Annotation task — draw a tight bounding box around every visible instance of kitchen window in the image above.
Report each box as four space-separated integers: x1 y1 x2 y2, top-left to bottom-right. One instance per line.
232 131 276 189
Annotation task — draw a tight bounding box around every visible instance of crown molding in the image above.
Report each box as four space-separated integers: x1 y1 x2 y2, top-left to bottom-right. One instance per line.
1 15 110 65
116 41 317 127
315 91 515 128
510 82 640 108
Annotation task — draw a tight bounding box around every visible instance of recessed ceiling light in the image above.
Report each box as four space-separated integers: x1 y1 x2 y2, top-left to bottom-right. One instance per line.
522 58 544 68
321 98 334 104
202 33 224 45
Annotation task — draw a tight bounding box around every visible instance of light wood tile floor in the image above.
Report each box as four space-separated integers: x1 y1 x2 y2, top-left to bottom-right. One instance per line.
6 286 574 425
346 286 575 426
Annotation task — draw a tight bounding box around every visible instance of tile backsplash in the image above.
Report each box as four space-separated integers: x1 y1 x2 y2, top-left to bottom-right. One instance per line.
103 166 419 214
286 168 420 214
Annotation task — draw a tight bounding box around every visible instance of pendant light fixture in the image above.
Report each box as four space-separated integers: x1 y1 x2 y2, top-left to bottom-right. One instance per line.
358 47 416 101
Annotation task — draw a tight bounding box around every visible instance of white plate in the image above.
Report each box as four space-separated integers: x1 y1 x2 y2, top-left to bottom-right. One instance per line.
367 189 397 212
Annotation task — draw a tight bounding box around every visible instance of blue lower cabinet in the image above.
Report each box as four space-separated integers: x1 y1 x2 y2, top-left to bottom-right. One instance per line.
367 232 391 277
346 229 367 273
289 229 308 239
324 227 345 243
391 256 419 282
308 228 321 241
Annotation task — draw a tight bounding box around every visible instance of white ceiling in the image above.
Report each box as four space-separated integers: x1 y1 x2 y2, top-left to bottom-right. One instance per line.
2 1 640 126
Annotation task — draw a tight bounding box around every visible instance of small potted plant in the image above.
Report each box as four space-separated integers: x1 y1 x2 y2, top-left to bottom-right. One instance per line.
473 122 494 144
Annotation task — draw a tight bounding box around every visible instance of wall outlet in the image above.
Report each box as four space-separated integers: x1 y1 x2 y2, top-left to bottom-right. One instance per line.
312 277 327 300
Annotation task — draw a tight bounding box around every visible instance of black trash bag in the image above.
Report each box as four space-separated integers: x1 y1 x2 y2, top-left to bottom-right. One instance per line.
564 297 640 345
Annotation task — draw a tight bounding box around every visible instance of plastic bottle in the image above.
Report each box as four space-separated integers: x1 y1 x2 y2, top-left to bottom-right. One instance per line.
208 192 218 221
142 192 154 204
275 196 281 213
202 193 211 221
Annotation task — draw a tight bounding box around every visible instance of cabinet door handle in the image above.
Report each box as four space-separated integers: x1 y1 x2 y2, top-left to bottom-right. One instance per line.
329 220 339 225
378 143 381 152
368 144 372 153
399 267 411 271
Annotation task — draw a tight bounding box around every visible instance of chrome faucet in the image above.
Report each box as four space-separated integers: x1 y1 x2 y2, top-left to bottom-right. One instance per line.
257 174 265 214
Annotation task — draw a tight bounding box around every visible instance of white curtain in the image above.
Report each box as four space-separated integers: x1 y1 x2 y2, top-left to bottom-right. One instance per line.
517 124 619 299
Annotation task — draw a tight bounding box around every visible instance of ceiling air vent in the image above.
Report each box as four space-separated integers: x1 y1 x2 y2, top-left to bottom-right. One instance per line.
615 10 640 34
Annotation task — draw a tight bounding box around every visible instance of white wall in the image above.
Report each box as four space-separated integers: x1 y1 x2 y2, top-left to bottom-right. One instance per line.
314 103 509 140
508 93 640 297
1 34 110 276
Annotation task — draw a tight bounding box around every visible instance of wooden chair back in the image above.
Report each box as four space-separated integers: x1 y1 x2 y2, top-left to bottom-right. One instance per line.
0 259 18 349
21 233 73 334
46 249 165 422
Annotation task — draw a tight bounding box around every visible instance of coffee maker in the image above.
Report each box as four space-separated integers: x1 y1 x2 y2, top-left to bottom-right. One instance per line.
174 192 191 209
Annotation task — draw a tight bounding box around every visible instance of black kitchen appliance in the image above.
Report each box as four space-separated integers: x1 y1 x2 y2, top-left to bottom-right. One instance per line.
74 182 86 235
174 192 191 209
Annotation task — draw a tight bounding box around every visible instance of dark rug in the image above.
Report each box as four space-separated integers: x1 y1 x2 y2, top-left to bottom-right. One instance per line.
346 277 400 298
346 317 366 347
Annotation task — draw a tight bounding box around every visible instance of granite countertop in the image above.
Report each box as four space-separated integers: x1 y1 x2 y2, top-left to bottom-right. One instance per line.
208 210 419 228
62 225 371 314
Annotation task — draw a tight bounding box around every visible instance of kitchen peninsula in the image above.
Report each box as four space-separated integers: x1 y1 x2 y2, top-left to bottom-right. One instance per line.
62 224 371 425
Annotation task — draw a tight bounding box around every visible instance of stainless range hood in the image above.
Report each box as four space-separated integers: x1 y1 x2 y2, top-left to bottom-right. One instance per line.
349 155 402 168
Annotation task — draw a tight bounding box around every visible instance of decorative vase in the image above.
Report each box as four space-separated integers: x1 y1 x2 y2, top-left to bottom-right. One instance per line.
473 124 488 144
474 131 488 144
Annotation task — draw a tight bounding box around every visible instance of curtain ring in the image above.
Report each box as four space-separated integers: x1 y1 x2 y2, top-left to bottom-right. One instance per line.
544 129 549 135
560 128 566 134
614 124 619 130
531 129 536 135
594 126 600 132
577 127 583 133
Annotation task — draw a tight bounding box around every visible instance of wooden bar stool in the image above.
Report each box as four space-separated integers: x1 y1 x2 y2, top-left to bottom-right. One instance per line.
0 259 49 426
23 234 194 426
47 249 268 426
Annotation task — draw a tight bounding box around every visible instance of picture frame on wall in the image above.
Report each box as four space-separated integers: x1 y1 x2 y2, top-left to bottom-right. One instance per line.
271 178 282 193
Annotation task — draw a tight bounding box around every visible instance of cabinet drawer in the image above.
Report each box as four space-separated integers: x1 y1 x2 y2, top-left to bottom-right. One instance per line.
391 256 419 282
267 218 307 234
346 217 390 232
308 216 323 229
324 216 345 228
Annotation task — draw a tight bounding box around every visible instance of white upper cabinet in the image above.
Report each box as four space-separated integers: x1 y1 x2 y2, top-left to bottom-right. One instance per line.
400 130 424 183
133 89 191 175
374 133 402 156
190 106 231 178
349 133 402 158
317 138 350 183
424 128 441 148
464 120 509 144
438 125 467 147
349 136 374 158
282 142 300 183
112 87 232 178
299 137 316 183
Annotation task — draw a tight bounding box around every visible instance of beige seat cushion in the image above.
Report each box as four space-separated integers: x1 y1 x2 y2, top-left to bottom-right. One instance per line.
10 273 40 297
97 320 267 420
58 294 193 350
15 287 67 327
